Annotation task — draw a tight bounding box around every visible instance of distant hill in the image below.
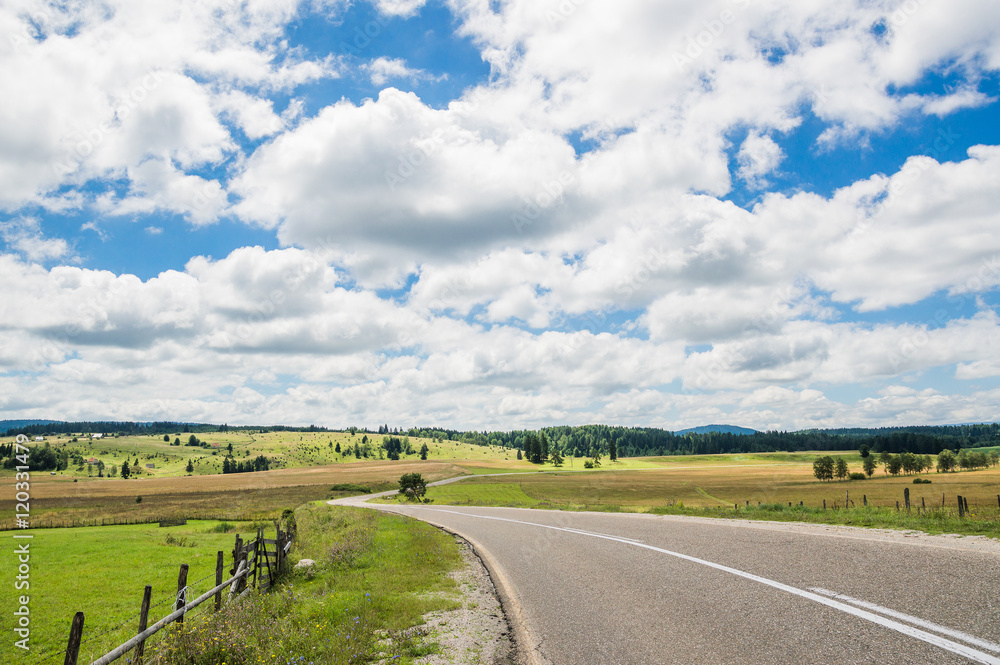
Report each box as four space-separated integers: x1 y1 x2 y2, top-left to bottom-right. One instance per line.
0 419 61 434
674 424 757 436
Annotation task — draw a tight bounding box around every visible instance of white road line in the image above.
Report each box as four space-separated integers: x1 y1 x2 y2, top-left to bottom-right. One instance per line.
809 588 1000 654
415 507 1000 665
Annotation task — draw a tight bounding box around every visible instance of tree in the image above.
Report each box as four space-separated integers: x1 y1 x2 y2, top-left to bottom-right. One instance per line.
419 443 429 460
590 451 602 468
398 473 427 501
879 451 892 475
121 460 130 479
335 442 341 453
550 449 564 467
516 449 522 460
812 456 834 481
227 442 233 454
163 434 170 442
609 439 618 462
540 432 549 461
186 459 194 474
887 455 903 476
862 456 877 478
834 457 848 480
937 449 956 473
990 450 1000 468
859 443 871 458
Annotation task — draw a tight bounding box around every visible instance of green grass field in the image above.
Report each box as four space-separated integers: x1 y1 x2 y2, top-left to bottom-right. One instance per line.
380 452 1000 537
0 430 528 480
1 519 259 662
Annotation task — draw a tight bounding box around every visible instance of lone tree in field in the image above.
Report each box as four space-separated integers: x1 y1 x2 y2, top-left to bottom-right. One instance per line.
609 439 618 462
419 443 429 460
812 456 834 481
121 460 130 479
398 473 427 501
834 457 849 480
862 456 877 478
937 449 957 472
185 459 194 473
550 449 564 467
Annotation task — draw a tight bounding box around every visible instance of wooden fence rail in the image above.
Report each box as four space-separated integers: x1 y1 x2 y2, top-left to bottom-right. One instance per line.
63 522 292 665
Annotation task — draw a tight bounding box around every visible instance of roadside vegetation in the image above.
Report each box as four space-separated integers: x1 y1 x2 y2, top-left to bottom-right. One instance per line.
153 503 464 665
4 506 466 663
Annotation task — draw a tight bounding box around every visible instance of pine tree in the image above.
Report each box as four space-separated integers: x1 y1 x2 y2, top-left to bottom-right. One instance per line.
186 459 194 473
609 438 618 462
121 460 130 479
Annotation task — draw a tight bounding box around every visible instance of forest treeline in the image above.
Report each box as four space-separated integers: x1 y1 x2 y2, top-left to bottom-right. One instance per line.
4 421 997 459
408 423 999 458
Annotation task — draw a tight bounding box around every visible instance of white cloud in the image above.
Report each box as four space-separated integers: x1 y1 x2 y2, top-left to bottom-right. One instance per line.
373 0 428 18
0 217 71 261
736 132 784 189
364 57 438 86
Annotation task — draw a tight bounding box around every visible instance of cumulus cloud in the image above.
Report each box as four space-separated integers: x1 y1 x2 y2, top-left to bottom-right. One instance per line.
3 0 1000 428
0 217 71 262
736 132 784 189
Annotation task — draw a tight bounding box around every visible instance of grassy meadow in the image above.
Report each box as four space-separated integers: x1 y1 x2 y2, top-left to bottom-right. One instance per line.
383 451 1000 536
1 505 468 663
1 519 260 662
0 429 526 481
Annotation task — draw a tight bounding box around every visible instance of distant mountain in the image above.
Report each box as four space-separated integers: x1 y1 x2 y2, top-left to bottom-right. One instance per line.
674 424 757 436
0 419 61 434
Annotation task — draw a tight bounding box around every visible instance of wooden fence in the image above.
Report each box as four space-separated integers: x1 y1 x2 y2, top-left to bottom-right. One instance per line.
62 521 293 665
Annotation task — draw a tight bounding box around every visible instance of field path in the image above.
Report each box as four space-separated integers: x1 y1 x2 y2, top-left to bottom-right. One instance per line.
333 493 1000 664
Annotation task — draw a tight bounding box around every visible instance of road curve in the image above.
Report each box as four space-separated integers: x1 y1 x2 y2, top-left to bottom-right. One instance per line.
331 495 1000 664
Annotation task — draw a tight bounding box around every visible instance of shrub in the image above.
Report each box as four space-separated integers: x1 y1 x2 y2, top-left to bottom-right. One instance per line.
913 477 932 484
135 496 142 503
848 472 867 480
583 460 595 469
398 473 427 501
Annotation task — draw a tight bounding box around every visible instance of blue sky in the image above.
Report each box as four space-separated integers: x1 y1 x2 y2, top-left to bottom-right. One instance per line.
2 0 1000 430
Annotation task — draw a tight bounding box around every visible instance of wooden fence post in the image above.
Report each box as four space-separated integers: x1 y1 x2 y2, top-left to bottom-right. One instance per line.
176 564 189 624
904 488 910 512
64 612 84 665
215 552 224 611
964 496 970 514
823 500 826 510
135 585 152 664
863 495 867 507
958 495 965 518
922 497 925 509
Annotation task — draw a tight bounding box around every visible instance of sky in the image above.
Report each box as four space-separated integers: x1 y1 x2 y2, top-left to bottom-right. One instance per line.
2 0 1000 432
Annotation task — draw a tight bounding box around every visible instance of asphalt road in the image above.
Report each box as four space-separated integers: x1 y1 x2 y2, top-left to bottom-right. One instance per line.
334 496 1000 664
